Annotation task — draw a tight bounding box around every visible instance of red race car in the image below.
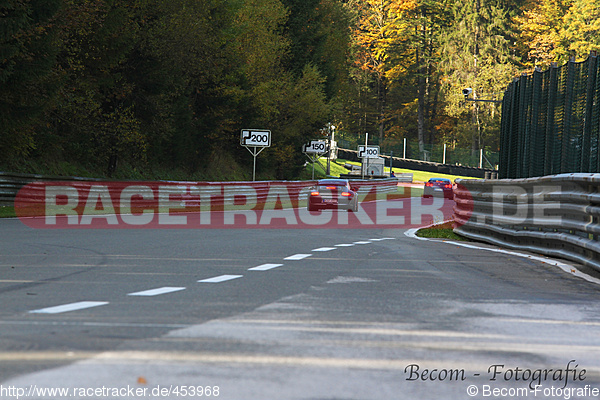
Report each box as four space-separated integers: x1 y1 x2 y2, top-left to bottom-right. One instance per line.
423 177 454 199
307 179 359 212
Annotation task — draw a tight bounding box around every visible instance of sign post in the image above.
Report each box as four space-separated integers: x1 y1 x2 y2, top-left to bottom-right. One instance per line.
358 144 380 179
303 140 328 180
241 129 271 181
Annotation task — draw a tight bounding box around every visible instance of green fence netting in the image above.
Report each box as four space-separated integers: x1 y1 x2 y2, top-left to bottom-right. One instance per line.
500 54 600 178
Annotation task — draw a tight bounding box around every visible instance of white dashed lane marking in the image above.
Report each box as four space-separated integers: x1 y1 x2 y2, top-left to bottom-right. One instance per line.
284 254 312 260
198 275 243 283
248 264 284 271
26 237 396 316
128 287 186 297
29 301 109 314
312 247 337 252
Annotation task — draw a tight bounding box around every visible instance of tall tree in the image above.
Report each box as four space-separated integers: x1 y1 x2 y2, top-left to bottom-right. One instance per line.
516 0 571 69
141 0 240 172
559 0 600 61
440 0 517 157
41 0 148 176
410 0 450 157
351 0 413 144
348 0 451 159
0 0 61 163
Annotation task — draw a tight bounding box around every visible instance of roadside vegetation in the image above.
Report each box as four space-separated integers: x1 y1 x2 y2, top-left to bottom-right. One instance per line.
0 206 16 219
314 159 479 183
3 0 599 181
415 221 470 241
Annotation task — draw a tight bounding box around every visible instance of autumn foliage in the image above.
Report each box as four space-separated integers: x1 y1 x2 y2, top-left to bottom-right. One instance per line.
1 0 599 179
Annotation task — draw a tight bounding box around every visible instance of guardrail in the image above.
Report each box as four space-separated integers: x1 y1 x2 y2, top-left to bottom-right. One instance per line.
1 172 400 207
0 172 103 206
453 173 600 271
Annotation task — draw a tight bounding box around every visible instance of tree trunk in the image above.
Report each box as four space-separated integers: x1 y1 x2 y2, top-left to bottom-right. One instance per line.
377 74 386 144
416 23 425 159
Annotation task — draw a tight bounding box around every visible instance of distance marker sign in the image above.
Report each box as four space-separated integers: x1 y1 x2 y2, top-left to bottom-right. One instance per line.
303 140 328 154
358 145 380 158
241 129 271 147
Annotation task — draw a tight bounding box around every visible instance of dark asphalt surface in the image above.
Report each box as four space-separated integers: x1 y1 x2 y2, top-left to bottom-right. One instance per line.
1 217 600 399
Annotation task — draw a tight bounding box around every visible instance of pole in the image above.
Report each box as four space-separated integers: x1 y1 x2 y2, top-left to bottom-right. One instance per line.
331 126 335 169
244 145 267 181
479 148 483 168
403 138 407 158
362 133 368 179
443 144 447 164
326 124 331 176
326 124 336 176
253 147 257 181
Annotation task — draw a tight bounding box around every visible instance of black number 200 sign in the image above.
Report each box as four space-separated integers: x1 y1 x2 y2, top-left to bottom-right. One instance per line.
241 130 271 147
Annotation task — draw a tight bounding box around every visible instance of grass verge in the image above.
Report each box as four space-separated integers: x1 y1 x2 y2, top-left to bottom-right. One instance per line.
324 159 480 182
0 206 16 218
416 221 470 241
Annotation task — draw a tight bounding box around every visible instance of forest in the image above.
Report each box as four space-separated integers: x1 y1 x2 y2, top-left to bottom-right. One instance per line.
1 0 599 180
